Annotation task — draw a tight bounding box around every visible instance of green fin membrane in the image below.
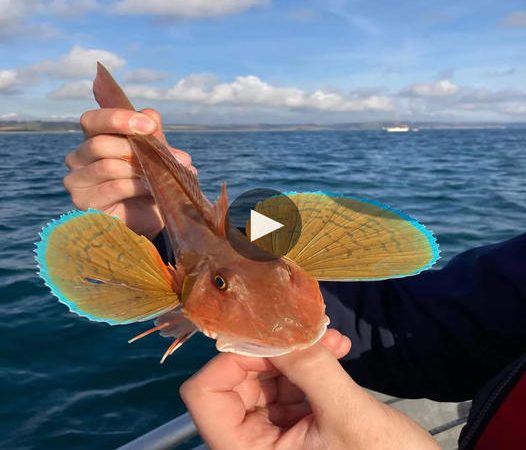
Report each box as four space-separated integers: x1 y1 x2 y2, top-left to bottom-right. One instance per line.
254 192 439 280
35 210 179 324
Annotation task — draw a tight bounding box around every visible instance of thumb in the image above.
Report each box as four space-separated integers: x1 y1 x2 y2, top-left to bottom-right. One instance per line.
141 108 168 144
270 332 353 422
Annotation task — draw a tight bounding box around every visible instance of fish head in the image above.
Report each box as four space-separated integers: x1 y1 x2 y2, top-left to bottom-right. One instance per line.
181 255 327 356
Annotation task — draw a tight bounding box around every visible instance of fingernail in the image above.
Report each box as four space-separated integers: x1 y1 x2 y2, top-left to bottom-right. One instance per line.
129 115 156 134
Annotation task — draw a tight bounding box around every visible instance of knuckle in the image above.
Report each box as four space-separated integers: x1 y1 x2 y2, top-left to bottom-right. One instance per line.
63 173 72 191
64 151 75 169
179 379 197 400
79 110 94 131
108 111 130 131
85 135 107 158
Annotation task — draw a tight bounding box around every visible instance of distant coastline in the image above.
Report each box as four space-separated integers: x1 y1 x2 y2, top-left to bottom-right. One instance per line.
0 120 524 133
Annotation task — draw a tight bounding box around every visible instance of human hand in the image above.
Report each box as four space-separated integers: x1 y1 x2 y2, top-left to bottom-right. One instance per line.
180 329 439 450
64 108 196 240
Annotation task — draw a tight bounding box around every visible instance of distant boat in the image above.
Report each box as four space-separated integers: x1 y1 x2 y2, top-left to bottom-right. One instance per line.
383 125 418 133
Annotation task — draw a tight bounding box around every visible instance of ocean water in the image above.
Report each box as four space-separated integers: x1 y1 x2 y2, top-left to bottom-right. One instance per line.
1 129 525 449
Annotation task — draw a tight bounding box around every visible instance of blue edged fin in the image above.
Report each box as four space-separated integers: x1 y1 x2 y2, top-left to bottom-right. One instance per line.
35 209 179 325
254 192 440 281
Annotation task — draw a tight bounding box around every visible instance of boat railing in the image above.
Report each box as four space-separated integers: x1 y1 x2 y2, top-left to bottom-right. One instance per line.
116 412 201 450
117 398 471 450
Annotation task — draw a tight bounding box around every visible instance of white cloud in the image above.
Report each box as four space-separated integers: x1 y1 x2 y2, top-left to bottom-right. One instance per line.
41 0 98 16
500 104 526 116
0 46 125 96
48 80 92 99
0 0 32 22
0 0 34 38
402 79 459 97
502 11 526 28
0 112 19 119
0 1 97 39
398 82 526 119
125 68 167 83
124 74 394 112
113 0 268 18
30 46 126 78
454 87 526 116
0 70 20 93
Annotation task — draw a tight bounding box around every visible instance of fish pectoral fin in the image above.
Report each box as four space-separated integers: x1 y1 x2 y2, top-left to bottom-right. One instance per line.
253 192 439 281
35 210 179 325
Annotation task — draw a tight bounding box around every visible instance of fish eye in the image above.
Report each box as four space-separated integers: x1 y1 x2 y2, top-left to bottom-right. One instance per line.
213 274 228 291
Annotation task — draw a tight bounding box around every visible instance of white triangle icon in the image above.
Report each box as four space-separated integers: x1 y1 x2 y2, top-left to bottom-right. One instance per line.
249 209 284 242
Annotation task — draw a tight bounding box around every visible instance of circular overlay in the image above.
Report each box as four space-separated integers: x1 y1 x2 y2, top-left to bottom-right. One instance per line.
226 188 301 261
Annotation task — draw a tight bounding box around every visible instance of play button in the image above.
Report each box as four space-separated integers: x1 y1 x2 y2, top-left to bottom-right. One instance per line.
249 210 284 242
226 188 301 261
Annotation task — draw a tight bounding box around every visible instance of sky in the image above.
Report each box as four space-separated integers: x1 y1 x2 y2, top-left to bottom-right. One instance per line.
0 0 525 124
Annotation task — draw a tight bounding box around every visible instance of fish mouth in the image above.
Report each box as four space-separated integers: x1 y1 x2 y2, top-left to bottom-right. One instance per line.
209 315 331 357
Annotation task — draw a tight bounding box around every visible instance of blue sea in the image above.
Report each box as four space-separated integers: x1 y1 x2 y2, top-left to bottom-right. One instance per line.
1 129 525 449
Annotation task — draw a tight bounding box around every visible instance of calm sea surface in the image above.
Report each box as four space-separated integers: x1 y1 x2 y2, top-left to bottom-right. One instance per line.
1 129 525 449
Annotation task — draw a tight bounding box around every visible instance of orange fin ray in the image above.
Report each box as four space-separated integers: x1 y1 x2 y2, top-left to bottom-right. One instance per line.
213 182 229 236
160 332 197 364
128 322 170 344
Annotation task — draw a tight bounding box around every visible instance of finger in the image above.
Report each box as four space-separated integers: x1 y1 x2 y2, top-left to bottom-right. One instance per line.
320 328 352 359
256 331 351 407
270 332 352 421
233 376 276 410
272 330 350 406
235 331 352 409
169 148 193 169
267 402 312 429
64 159 138 189
180 353 273 428
67 179 149 211
141 108 168 144
180 353 278 450
66 135 132 169
139 109 196 169
80 109 157 138
68 135 195 175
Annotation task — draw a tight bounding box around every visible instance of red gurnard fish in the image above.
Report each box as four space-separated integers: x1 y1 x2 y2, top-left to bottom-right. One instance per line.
35 63 439 362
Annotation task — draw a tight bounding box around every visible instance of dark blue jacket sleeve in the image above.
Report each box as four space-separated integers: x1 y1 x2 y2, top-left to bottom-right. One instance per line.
322 233 526 402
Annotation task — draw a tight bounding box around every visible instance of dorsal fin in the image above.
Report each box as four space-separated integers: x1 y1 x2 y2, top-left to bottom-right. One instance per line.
213 183 229 236
93 62 222 234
